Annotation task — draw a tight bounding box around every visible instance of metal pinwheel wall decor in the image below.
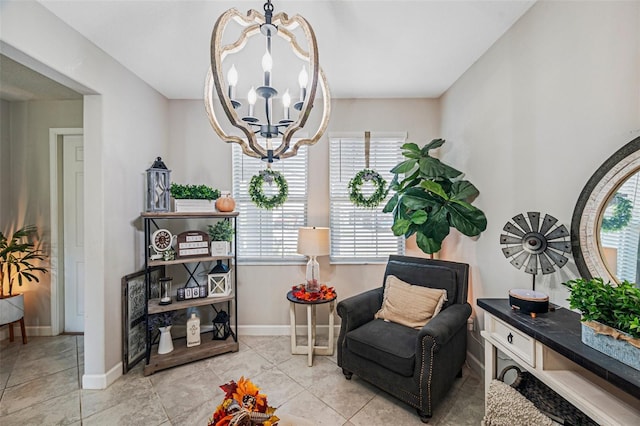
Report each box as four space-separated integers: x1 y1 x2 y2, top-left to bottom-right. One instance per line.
500 212 571 288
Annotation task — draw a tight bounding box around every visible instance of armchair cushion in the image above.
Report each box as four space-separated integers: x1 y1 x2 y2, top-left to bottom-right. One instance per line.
375 275 447 329
346 318 419 377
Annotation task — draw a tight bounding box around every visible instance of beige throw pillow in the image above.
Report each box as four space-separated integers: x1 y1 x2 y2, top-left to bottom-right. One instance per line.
374 275 447 329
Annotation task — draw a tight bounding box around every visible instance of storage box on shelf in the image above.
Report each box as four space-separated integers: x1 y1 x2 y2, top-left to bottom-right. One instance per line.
141 211 239 376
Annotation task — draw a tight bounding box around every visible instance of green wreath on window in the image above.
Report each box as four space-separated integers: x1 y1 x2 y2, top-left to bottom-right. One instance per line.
249 169 288 210
348 169 388 208
602 193 633 232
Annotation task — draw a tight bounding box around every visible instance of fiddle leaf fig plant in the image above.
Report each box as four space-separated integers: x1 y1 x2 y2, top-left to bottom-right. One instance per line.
383 139 487 254
0 225 48 298
562 277 640 338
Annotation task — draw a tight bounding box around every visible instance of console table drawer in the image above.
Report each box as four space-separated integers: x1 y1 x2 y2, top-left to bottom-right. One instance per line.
487 315 535 367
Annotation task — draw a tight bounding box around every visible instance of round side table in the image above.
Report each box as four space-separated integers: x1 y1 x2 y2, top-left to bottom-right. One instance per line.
286 290 337 366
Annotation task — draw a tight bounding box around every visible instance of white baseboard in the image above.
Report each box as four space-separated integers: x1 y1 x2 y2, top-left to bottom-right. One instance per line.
238 324 341 336
466 350 484 378
82 362 122 390
0 325 53 340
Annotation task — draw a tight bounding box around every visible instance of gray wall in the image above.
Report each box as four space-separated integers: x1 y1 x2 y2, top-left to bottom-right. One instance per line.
440 0 640 367
0 99 83 326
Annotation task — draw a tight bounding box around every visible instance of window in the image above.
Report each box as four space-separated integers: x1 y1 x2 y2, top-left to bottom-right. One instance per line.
329 132 406 263
232 144 307 263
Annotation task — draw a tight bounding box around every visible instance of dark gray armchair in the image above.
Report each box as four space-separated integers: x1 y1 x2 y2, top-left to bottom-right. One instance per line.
337 255 471 422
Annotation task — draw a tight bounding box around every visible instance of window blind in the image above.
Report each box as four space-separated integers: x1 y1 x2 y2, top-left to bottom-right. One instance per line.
329 133 406 263
232 144 308 262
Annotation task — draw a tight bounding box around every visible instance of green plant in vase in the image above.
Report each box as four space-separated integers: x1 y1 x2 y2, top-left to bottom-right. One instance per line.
170 183 220 200
0 225 48 327
208 220 234 242
562 277 640 338
208 220 234 257
563 277 640 370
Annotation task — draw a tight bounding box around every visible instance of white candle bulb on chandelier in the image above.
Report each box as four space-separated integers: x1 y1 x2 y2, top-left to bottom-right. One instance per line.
298 66 308 102
262 51 273 86
227 65 238 99
282 90 291 120
247 86 257 117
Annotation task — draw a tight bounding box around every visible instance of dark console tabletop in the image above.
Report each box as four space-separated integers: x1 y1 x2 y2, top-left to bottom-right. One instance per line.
477 298 640 400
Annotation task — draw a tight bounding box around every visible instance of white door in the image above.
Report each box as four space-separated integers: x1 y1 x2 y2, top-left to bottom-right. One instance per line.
63 135 85 332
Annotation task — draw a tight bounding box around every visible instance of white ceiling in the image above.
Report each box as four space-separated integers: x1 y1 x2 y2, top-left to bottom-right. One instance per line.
31 0 535 100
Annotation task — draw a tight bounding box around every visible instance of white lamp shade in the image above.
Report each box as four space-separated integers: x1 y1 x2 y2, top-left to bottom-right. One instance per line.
297 227 330 256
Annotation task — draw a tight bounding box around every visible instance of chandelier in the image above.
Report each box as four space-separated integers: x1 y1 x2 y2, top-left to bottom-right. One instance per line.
205 0 331 163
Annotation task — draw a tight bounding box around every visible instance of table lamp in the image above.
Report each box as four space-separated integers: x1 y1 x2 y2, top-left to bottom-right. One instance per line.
297 227 330 292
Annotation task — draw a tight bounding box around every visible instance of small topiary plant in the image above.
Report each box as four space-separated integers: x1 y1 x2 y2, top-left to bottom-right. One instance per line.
170 183 220 200
208 220 234 242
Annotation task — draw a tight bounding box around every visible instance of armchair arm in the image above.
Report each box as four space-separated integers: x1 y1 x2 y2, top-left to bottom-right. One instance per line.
337 287 383 332
417 303 472 349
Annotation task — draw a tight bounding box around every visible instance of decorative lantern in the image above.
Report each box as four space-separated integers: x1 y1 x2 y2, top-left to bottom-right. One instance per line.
146 157 171 212
208 260 232 298
159 277 173 305
212 310 231 340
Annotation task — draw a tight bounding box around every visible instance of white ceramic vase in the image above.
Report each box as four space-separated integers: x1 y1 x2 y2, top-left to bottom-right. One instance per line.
0 293 25 325
157 325 174 355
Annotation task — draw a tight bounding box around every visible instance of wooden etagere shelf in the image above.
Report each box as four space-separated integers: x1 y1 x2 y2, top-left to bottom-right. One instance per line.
148 255 233 267
143 335 238 376
141 211 239 376
148 295 234 315
142 211 239 219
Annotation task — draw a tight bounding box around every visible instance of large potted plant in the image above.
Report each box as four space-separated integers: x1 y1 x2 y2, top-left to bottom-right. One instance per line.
562 277 640 370
170 183 220 212
383 139 487 254
0 225 48 326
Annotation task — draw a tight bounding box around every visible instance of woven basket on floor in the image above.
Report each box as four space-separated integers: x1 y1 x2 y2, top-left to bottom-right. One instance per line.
498 365 598 426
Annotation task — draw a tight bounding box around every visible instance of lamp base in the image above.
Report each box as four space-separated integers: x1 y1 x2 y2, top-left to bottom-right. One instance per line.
305 256 321 293
305 279 320 293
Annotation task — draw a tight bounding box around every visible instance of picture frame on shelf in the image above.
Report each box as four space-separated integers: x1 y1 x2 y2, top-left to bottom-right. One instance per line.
122 265 165 373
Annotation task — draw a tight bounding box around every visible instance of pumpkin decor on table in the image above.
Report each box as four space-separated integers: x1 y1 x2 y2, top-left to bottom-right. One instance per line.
216 193 236 212
291 284 336 302
208 376 279 426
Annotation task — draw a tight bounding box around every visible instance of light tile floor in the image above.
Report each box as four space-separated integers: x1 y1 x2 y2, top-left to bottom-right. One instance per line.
0 334 484 425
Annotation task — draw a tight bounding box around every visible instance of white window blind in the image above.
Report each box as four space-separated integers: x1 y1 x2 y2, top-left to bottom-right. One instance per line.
329 133 406 263
600 172 640 284
232 144 308 262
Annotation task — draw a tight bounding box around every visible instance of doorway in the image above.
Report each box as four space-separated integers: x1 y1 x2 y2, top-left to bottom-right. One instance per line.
50 128 85 334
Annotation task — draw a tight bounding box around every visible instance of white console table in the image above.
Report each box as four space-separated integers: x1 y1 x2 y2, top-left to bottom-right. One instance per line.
478 299 640 426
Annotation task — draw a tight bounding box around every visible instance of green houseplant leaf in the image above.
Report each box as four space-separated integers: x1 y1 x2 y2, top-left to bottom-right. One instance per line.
0 225 48 297
386 139 487 254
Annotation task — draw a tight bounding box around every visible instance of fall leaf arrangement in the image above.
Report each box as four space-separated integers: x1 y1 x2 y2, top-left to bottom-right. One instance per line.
208 377 279 426
291 284 336 301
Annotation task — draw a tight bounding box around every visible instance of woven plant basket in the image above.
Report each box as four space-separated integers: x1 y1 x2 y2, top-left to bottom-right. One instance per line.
498 365 598 426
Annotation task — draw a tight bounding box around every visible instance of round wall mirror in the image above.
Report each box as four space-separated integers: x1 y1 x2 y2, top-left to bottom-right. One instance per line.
571 136 640 285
